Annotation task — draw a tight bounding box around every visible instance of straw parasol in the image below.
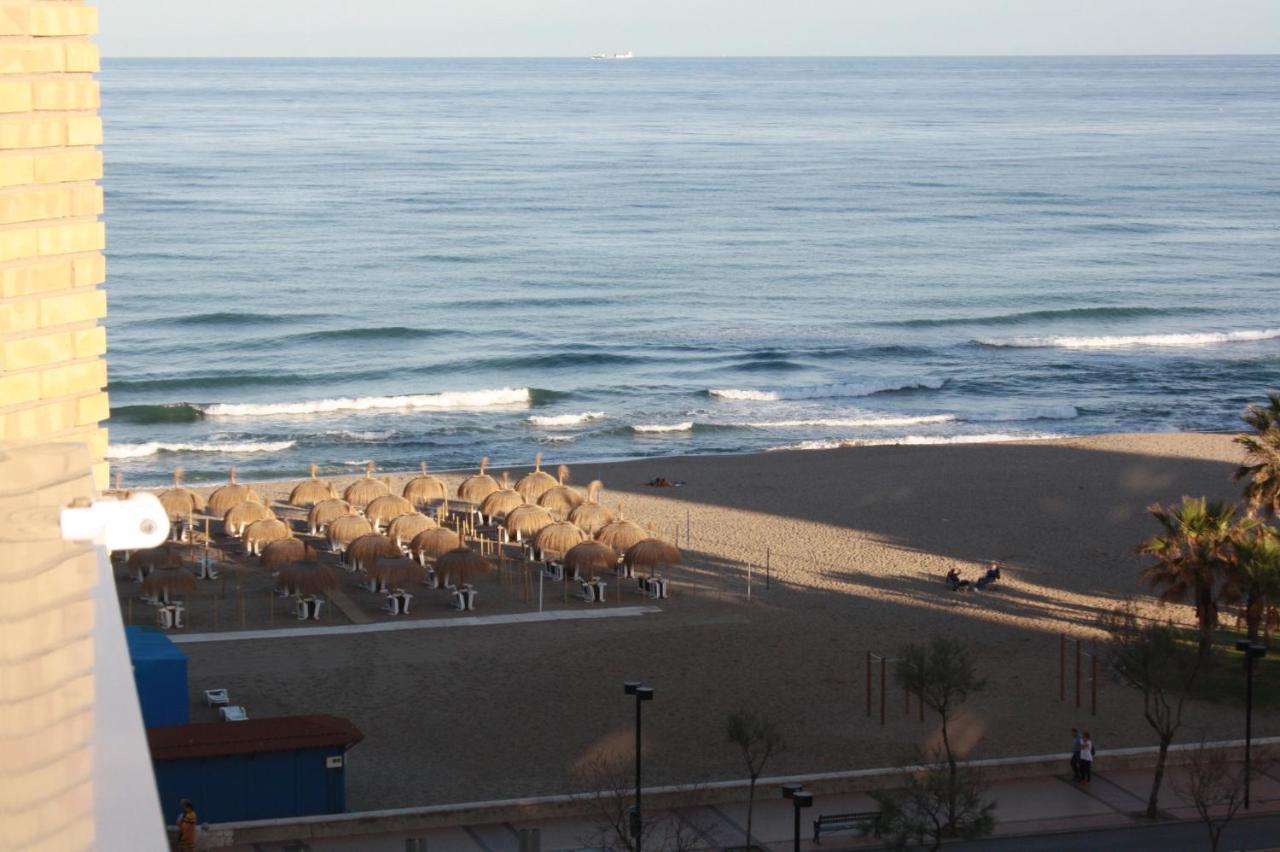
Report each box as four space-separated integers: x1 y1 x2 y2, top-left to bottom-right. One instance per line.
409 527 462 565
207 466 261 517
141 566 198 599
534 520 586 558
344 462 390 509
402 461 448 508
260 537 315 572
457 457 500 503
537 465 584 515
479 473 523 520
288 463 337 508
308 498 353 534
386 512 437 549
365 494 413 532
124 545 182 578
515 452 557 503
223 501 274 537
276 561 338 596
327 514 373 554
242 517 293 555
564 540 619 577
158 468 205 519
504 504 554 540
346 533 401 572
594 505 647 552
624 538 682 576
568 480 614 534
367 555 424 589
435 547 491 587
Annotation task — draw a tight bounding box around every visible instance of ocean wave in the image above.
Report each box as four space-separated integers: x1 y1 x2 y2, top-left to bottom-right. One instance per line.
879 306 1190 328
977 329 1280 349
169 311 326 327
966 405 1080 421
528 411 607 427
282 326 450 343
740 415 956 428
106 440 296 460
769 432 1067 451
200 387 532 417
111 403 204 424
708 377 945 401
538 434 579 443
632 422 695 433
318 429 399 441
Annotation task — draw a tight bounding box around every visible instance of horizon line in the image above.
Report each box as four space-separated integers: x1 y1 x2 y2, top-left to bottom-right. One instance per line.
99 51 1280 60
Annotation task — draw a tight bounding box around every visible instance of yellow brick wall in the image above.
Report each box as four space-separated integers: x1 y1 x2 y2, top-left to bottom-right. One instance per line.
0 0 106 493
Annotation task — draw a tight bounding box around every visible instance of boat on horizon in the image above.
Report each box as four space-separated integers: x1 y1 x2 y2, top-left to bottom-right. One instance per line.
591 51 634 60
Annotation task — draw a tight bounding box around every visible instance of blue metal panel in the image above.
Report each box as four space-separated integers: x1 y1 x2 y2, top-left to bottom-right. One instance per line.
125 627 188 728
152 747 348 823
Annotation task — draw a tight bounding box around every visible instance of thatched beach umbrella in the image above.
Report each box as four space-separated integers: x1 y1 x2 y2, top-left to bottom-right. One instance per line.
260 537 315 572
479 473 523 520
124 545 182 578
568 481 614 535
223 501 274 537
515 453 557 503
534 520 586 558
436 547 490 587
346 533 401 573
410 527 462 565
289 464 337 508
367 555 424 590
344 462 390 509
386 512 437 549
208 466 261 517
308 498 354 535
504 504 554 541
365 494 413 532
242 518 292 556
276 561 338 597
624 538 682 576
594 506 647 553
142 566 198 599
537 465 584 515
457 457 500 503
327 514 374 554
564 540 619 578
158 468 204 520
402 461 448 508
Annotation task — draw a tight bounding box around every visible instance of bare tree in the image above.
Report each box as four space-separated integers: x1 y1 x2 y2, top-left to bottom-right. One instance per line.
726 708 783 850
894 636 986 826
870 749 996 851
1099 604 1202 819
568 750 714 851
1173 738 1258 852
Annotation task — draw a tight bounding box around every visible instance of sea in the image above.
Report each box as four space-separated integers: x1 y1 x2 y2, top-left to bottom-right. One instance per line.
100 57 1280 485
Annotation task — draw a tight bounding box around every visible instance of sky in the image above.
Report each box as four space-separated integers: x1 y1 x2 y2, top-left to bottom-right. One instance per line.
97 1 1279 58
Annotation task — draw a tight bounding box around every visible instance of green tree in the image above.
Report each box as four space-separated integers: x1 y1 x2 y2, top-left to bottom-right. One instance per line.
726 709 783 850
1138 496 1241 656
1235 392 1280 518
1099 605 1202 819
1227 525 1280 643
871 750 996 851
893 636 986 826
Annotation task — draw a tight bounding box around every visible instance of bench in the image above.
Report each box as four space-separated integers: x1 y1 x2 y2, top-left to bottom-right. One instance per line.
813 811 878 843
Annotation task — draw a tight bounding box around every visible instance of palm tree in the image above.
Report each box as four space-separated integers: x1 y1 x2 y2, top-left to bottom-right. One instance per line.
1228 525 1280 643
1235 392 1280 518
1139 497 1240 656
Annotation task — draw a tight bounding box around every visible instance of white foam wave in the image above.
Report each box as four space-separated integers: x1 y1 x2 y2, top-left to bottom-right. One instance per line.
710 377 944 402
742 415 956 429
106 440 296 460
632 421 695 433
538 434 579 443
322 429 398 441
769 432 1067 451
528 411 606 427
200 387 531 418
966 405 1080 422
979 329 1280 350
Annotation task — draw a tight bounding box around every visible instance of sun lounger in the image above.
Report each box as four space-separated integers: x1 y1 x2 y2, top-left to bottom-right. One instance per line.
204 689 229 707
219 705 248 721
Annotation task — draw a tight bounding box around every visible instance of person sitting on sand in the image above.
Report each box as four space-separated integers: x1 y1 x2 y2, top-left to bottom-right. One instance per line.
646 477 685 487
945 568 961 591
975 563 1002 590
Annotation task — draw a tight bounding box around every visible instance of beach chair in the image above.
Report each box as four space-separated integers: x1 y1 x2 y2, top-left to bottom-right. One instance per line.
171 603 185 628
154 605 173 629
219 705 248 721
204 689 230 707
461 586 477 611
295 597 309 620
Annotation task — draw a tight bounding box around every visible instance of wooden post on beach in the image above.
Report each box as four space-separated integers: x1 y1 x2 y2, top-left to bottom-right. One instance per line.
1091 653 1098 716
866 653 872 717
1059 634 1066 701
1075 639 1081 709
747 562 752 602
880 656 887 725
766 547 771 589
686 509 690 548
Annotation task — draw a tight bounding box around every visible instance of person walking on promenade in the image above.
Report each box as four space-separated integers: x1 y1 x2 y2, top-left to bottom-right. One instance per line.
176 799 198 851
1079 732 1094 783
1070 727 1083 781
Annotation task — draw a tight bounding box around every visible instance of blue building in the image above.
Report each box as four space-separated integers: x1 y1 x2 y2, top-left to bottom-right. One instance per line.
125 627 188 728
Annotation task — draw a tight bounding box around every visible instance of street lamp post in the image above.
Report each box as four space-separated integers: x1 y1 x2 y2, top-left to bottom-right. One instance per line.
782 784 814 852
1235 639 1267 809
624 681 654 850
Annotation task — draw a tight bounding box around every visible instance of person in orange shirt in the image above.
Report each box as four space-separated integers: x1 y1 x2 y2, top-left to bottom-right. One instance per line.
176 799 198 851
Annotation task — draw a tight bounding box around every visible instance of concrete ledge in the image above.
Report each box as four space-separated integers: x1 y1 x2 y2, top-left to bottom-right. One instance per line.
200 736 1280 847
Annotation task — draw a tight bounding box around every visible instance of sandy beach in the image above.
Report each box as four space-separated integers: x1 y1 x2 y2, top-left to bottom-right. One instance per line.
150 431 1276 810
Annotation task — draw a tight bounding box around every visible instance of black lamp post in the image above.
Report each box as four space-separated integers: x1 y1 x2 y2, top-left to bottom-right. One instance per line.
624 681 654 850
782 784 814 852
1235 639 1266 808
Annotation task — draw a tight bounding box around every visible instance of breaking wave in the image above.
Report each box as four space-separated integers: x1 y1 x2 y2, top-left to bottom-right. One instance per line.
528 411 607 427
977 329 1280 350
632 422 695 433
200 388 533 418
769 432 1068 451
708 377 945 402
106 440 296 460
